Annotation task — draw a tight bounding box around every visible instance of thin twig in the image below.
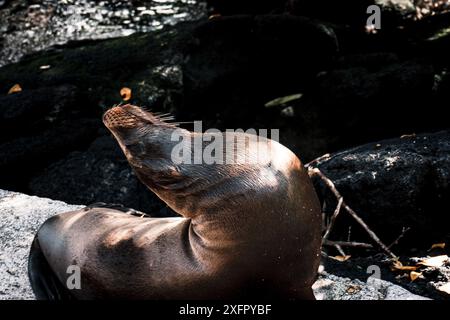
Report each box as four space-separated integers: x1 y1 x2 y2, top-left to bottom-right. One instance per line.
334 244 346 257
306 153 331 167
309 167 398 259
388 227 411 249
322 196 343 242
324 240 373 249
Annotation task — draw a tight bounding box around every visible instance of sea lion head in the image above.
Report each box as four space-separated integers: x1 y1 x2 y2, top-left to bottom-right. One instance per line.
102 104 316 222
103 104 236 219
102 104 187 189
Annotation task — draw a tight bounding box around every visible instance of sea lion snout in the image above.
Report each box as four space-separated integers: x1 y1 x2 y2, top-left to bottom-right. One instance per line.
103 104 173 131
103 105 141 129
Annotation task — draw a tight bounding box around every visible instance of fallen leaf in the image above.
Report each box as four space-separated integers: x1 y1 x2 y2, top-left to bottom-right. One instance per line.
208 14 221 20
120 87 132 101
418 255 449 268
391 260 419 271
39 65 51 70
264 93 303 108
346 285 361 294
8 84 22 94
437 283 450 295
430 243 446 250
330 255 351 262
410 271 422 281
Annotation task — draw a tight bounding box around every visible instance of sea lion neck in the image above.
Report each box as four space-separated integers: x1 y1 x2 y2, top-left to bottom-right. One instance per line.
103 105 319 250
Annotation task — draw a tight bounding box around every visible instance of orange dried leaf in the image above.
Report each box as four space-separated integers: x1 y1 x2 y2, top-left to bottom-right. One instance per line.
346 285 361 294
330 255 351 262
430 243 446 250
391 260 419 271
8 84 22 94
410 271 422 282
120 87 132 101
418 255 449 268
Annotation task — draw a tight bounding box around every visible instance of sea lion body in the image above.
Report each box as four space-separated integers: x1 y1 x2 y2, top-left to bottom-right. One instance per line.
28 105 322 299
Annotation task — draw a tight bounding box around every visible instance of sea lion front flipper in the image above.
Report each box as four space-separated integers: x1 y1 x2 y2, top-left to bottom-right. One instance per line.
28 236 74 300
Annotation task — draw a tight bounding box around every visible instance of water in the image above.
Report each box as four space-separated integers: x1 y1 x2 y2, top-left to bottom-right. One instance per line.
0 0 208 67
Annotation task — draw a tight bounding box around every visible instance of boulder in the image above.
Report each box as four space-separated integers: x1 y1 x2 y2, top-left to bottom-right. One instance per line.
181 14 338 128
288 0 416 26
29 134 176 217
314 272 429 300
310 131 450 247
322 254 449 300
304 57 444 150
0 189 82 299
0 24 190 193
0 118 99 191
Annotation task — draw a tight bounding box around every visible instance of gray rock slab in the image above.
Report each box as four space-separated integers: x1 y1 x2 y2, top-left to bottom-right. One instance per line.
0 189 82 300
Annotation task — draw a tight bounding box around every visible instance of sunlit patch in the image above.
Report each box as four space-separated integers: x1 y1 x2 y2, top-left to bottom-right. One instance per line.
103 227 135 247
104 217 184 247
258 166 279 188
61 211 90 231
384 156 400 168
269 141 302 172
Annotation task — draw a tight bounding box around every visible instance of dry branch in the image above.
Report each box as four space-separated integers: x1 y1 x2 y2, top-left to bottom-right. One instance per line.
323 196 343 241
388 227 411 249
309 167 397 259
323 240 373 249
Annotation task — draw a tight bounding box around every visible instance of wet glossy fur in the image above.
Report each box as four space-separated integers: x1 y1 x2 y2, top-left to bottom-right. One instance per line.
28 104 322 300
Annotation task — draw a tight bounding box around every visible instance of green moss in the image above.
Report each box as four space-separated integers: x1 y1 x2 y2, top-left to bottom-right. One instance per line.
0 25 184 110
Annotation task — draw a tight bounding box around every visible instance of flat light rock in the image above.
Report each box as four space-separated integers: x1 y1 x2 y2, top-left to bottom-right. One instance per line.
0 189 82 300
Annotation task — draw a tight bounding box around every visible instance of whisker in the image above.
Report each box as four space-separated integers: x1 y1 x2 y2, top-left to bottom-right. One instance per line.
158 116 176 121
155 113 172 117
140 105 152 112
171 121 195 125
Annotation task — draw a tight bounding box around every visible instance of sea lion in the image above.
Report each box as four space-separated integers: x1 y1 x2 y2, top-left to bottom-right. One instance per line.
28 104 322 300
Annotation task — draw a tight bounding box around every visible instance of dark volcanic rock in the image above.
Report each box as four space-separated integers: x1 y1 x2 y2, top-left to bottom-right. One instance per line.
0 24 191 194
288 0 416 27
310 131 450 248
0 83 101 190
304 57 443 150
271 54 448 161
29 134 176 217
181 14 338 129
1 12 449 207
0 85 89 143
0 25 191 113
0 118 99 190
